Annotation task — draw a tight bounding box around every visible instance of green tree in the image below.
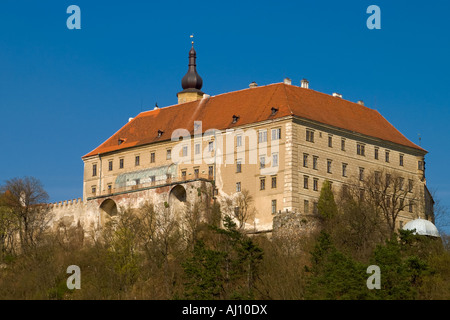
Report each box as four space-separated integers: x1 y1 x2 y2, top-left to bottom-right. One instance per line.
182 216 263 299
305 232 372 300
369 230 431 300
102 207 142 292
317 180 338 219
182 240 225 299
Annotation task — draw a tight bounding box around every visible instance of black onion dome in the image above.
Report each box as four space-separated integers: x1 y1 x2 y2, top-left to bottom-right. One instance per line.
181 44 203 90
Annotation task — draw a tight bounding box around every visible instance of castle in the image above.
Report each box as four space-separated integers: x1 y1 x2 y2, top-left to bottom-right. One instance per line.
49 43 434 235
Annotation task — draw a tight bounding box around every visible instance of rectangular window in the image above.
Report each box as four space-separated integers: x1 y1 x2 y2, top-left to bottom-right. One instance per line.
92 164 97 177
386 173 391 187
208 165 214 179
313 201 318 215
236 182 241 192
272 153 279 167
271 200 277 214
166 149 172 160
150 176 156 184
342 163 347 177
208 141 214 152
150 152 155 163
341 138 346 151
399 177 404 190
359 167 365 181
418 160 424 170
236 159 242 173
135 155 140 166
357 143 365 156
271 176 277 189
313 156 318 170
328 135 333 148
108 160 113 171
181 170 187 180
260 178 266 190
374 147 379 160
194 168 199 179
385 151 390 163
258 130 267 143
195 143 201 155
375 171 381 185
360 189 365 200
304 175 309 189
107 184 112 194
327 159 332 174
304 200 309 214
119 158 124 169
91 186 96 194
303 153 308 168
135 178 140 186
409 200 414 213
313 178 318 191
399 154 404 166
342 184 349 196
306 129 315 142
182 145 188 157
408 179 413 193
260 156 266 169
271 128 281 141
236 135 242 147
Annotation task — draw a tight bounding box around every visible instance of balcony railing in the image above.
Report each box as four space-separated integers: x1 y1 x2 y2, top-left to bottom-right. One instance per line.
89 173 213 198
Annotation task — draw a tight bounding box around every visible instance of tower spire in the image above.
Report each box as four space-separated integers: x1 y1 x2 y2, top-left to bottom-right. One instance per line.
177 36 204 104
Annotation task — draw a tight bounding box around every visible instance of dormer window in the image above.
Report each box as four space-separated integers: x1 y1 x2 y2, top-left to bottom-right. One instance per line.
157 130 164 138
232 115 240 124
118 138 125 145
271 107 278 115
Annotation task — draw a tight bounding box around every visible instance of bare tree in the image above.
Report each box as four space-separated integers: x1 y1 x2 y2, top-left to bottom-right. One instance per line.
346 169 417 235
137 201 181 296
429 188 449 234
0 195 20 257
1 177 52 250
182 200 202 249
224 189 255 230
333 183 390 260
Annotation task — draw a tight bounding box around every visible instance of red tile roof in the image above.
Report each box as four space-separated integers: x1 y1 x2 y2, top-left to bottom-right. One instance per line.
83 83 425 158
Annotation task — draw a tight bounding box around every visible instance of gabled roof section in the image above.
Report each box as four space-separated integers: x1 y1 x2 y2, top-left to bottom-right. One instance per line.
82 83 425 158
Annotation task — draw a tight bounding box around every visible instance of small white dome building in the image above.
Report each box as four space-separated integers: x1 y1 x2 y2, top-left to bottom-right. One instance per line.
402 218 440 237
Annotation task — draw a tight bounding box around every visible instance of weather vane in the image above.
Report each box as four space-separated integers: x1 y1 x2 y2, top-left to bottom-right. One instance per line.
190 34 194 45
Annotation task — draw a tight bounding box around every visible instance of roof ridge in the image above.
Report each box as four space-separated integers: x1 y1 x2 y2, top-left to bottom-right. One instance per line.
139 83 284 117
83 82 426 158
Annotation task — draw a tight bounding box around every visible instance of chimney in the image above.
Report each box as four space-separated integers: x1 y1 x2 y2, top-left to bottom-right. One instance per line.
300 79 309 89
332 92 343 98
357 100 364 106
283 77 292 85
249 81 258 88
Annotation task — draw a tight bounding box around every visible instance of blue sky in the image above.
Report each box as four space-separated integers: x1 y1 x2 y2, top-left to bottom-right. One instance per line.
0 0 449 232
